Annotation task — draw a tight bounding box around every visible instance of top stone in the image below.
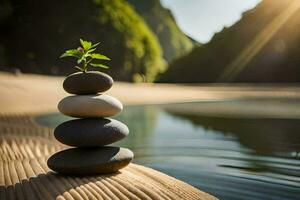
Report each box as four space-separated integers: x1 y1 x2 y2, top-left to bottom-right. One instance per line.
63 71 113 94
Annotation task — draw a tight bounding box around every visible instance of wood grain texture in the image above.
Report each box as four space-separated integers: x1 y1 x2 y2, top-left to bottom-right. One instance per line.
0 114 217 200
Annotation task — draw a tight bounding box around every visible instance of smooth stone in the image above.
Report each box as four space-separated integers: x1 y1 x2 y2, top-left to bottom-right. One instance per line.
54 118 129 147
47 147 134 175
58 94 123 118
63 71 113 94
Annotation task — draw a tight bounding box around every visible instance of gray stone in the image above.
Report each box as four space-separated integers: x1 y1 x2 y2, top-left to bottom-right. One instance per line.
58 94 123 118
54 118 129 147
47 147 134 175
63 71 113 94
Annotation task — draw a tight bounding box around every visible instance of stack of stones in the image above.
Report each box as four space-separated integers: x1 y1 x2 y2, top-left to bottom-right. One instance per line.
47 71 134 175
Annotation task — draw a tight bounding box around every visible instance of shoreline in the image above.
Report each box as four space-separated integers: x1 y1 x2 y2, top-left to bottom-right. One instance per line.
1 71 300 115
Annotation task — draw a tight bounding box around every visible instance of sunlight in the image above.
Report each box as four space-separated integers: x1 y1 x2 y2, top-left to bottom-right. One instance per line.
2 1 300 200
218 0 300 82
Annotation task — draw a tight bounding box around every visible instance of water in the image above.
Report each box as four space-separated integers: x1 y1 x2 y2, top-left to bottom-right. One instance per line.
36 99 300 200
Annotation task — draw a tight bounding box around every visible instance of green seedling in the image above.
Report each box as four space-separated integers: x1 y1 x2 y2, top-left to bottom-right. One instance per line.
60 39 110 72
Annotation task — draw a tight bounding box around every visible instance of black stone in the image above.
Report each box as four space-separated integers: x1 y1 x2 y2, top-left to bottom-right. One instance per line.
47 147 134 175
63 71 113 94
54 118 129 147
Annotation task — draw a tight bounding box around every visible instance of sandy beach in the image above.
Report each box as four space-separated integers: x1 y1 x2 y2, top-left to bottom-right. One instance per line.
1 72 300 115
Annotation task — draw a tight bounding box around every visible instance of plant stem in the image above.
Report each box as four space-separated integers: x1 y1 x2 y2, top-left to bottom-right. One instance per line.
83 61 87 72
83 58 93 72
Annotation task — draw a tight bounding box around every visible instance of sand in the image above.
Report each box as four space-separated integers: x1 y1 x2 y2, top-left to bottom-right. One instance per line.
1 71 300 115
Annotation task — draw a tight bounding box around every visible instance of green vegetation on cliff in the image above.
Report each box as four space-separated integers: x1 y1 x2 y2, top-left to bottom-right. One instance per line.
160 0 300 83
0 0 165 82
127 0 195 62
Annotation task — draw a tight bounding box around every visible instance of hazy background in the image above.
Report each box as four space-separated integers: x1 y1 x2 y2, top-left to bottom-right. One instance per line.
0 0 299 83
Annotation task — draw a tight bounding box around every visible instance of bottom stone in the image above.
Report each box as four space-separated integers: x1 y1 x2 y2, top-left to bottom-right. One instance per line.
47 147 134 175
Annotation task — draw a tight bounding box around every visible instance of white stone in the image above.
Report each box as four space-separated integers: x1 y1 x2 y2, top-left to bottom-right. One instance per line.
58 95 123 118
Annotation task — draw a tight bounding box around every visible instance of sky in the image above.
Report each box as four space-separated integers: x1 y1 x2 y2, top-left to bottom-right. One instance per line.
161 0 261 43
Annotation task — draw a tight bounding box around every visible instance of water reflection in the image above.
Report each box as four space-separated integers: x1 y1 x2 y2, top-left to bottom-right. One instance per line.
166 112 300 155
114 105 158 154
36 100 300 200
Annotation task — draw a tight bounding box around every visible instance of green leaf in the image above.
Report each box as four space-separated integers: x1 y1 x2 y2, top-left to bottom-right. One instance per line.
90 63 109 69
77 57 86 64
91 42 100 48
60 49 82 58
77 51 91 64
80 39 92 50
87 48 97 53
91 53 110 60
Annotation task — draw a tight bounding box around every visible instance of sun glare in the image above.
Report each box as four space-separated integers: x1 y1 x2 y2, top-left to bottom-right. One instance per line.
218 0 300 82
